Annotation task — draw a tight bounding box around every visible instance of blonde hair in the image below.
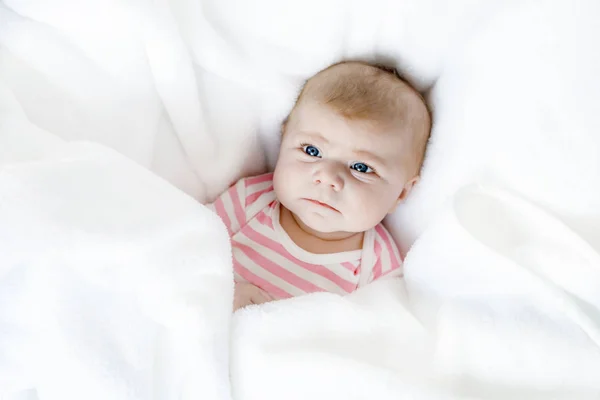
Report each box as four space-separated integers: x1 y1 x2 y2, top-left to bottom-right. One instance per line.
284 61 431 174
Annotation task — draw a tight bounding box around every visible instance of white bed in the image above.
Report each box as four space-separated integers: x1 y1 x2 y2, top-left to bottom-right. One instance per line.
1 1 599 399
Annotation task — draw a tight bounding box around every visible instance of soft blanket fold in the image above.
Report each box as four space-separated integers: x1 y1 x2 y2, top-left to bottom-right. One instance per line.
0 134 234 400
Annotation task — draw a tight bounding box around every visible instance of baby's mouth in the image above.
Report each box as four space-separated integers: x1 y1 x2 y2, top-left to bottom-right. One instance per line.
303 198 340 213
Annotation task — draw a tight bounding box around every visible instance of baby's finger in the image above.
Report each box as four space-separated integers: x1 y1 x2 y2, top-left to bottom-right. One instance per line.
258 289 273 301
251 290 273 305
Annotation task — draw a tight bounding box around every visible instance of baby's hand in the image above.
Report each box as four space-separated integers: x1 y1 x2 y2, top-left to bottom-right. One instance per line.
233 282 273 311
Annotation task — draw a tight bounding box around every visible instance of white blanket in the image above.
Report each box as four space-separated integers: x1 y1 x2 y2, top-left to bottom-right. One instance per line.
0 122 233 399
2 0 600 399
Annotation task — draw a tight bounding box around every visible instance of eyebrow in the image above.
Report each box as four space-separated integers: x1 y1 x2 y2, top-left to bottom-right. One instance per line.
298 131 330 144
352 150 386 167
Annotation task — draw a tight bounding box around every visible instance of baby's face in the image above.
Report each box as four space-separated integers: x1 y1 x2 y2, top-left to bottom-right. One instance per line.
273 101 417 234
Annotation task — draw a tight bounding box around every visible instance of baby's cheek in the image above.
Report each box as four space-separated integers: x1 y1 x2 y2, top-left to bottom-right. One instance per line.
348 189 386 226
275 162 303 201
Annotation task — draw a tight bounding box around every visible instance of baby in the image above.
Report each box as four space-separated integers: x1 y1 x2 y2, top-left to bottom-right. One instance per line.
209 61 431 310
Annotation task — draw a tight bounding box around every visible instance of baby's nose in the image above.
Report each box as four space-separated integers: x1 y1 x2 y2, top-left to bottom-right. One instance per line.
313 166 344 191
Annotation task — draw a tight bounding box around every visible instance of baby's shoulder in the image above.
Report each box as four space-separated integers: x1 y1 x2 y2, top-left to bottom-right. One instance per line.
240 173 276 219
362 223 403 281
370 223 401 254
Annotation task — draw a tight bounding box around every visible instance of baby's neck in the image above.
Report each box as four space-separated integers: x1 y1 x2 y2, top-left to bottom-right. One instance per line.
279 205 364 254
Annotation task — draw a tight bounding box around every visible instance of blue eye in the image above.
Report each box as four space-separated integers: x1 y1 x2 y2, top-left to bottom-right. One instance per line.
350 162 374 174
303 145 321 158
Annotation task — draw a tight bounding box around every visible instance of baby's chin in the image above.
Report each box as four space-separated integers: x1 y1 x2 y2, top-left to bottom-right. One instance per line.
295 210 344 233
296 211 368 235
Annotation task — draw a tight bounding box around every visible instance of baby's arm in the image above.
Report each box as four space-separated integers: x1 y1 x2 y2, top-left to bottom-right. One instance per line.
206 179 275 310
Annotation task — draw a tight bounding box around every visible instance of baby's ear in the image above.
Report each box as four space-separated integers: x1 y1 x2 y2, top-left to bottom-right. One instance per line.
387 176 420 214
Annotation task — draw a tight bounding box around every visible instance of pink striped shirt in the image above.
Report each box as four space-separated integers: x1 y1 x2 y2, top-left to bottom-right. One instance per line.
209 173 403 299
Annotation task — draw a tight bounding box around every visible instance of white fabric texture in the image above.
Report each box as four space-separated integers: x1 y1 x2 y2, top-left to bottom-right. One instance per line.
1 0 600 399
0 125 233 400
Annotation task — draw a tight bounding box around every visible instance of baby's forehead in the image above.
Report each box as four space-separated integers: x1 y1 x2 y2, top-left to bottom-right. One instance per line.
299 66 428 130
294 99 414 140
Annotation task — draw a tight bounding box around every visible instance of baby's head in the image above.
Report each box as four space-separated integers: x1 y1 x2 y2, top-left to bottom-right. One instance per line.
273 61 431 235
